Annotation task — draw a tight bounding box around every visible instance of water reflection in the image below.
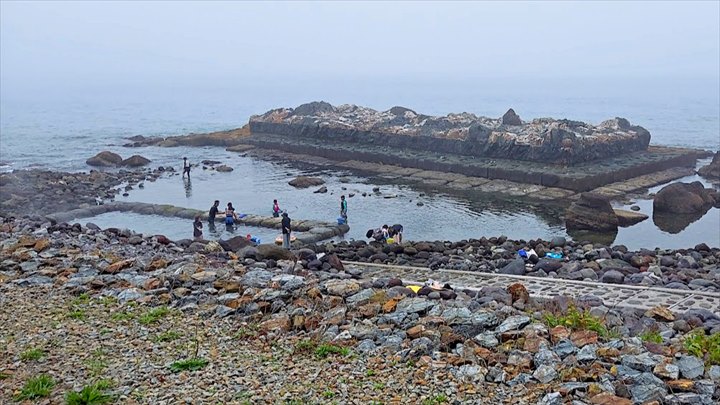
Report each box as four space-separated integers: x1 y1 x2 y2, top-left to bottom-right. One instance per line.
183 177 192 198
653 209 710 234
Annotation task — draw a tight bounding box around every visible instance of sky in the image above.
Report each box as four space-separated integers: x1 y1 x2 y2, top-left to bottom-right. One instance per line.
1 1 719 97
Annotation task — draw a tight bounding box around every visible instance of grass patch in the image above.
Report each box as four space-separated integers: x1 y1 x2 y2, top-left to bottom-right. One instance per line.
639 330 663 344
20 348 45 361
0 372 10 380
422 394 449 404
294 339 317 353
684 330 720 365
110 311 134 322
322 390 335 399
65 382 114 405
68 309 86 321
15 374 55 400
169 358 209 372
543 306 614 339
372 382 386 390
365 369 376 377
315 344 351 359
154 331 181 343
138 306 170 325
71 293 91 306
85 348 108 377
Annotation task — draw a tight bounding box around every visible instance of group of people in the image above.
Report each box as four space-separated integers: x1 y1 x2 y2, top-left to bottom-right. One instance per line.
185 158 411 249
366 223 404 244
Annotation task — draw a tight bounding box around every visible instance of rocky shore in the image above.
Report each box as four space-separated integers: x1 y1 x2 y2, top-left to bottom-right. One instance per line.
2 216 719 404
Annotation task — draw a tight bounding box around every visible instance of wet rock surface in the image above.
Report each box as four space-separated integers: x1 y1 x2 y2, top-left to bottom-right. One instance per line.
698 151 720 179
1 216 719 403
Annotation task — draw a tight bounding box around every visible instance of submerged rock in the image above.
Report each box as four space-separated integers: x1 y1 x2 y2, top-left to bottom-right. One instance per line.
288 176 325 188
565 192 618 232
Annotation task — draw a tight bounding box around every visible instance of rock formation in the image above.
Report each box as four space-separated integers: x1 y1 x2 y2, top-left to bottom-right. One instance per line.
653 182 718 214
698 151 720 179
565 193 619 232
288 176 325 188
86 151 123 167
249 102 652 165
120 155 151 167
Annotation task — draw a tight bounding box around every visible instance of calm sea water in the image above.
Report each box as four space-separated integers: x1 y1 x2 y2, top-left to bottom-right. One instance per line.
1 79 719 248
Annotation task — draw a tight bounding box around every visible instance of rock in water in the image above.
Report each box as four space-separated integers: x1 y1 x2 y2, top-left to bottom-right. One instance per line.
697 151 720 179
501 108 522 125
215 165 233 172
120 155 151 167
288 176 325 188
613 209 649 227
565 192 618 232
653 181 718 213
256 244 296 261
86 151 123 167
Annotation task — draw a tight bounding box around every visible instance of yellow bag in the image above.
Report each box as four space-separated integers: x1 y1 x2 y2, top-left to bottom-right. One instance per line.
386 238 395 244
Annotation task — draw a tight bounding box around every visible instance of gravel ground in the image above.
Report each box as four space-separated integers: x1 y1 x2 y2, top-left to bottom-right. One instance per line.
0 286 536 404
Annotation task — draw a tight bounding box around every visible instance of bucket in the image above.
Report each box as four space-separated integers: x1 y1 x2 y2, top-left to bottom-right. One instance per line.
337 217 346 225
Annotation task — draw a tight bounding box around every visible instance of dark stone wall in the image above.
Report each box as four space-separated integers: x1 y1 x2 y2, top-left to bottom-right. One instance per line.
248 121 650 165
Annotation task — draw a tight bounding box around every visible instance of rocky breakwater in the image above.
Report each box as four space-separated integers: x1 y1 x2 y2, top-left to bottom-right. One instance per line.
248 101 651 165
1 217 720 403
0 169 165 218
319 236 720 293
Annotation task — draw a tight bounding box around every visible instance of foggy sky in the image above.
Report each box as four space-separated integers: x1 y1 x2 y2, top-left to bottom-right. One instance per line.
1 1 719 96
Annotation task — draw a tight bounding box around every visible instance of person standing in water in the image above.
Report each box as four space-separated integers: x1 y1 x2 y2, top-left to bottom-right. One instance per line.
340 195 348 221
272 199 281 217
182 157 191 178
209 200 220 222
193 215 203 240
225 202 238 227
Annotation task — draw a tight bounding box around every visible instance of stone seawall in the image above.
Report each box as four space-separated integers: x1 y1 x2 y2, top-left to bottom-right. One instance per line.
245 133 705 192
249 121 650 166
46 201 349 244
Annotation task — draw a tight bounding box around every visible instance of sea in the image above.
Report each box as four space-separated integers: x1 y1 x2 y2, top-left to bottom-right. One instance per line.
1 77 719 249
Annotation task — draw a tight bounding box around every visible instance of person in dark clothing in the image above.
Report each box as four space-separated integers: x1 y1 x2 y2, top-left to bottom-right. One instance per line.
388 224 404 243
209 200 220 222
182 157 191 178
281 212 291 249
193 215 203 239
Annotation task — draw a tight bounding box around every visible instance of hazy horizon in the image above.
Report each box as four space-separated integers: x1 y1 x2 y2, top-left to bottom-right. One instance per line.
2 1 719 102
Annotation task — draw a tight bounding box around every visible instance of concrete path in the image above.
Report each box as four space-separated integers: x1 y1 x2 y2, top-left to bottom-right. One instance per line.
345 262 720 313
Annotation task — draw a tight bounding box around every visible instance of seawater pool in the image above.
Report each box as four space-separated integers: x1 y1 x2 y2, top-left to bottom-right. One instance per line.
77 148 720 250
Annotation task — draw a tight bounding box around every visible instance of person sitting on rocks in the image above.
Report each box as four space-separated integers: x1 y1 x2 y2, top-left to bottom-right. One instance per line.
193 215 203 240
182 157 191 178
366 228 385 242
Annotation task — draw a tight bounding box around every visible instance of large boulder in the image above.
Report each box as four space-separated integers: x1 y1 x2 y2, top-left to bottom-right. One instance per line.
256 244 296 261
565 193 618 232
698 151 720 179
219 235 254 252
653 182 717 214
86 151 122 167
288 176 325 188
120 155 151 167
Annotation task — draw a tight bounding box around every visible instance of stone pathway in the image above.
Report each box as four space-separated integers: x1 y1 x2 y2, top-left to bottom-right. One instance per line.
345 262 720 313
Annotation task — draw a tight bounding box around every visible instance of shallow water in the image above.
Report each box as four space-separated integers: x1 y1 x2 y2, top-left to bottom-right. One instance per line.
68 211 285 244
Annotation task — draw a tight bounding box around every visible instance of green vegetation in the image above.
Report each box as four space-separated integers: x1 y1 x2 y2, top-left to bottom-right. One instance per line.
639 330 664 344
20 347 45 361
422 394 449 404
315 344 351 359
85 348 108 376
684 330 720 365
0 372 10 380
154 331 181 342
543 306 615 339
67 309 86 320
365 369 376 377
234 324 259 339
15 374 55 400
138 306 170 325
71 293 91 306
169 357 209 372
65 382 114 405
322 390 336 399
372 382 386 390
110 311 134 322
294 339 317 353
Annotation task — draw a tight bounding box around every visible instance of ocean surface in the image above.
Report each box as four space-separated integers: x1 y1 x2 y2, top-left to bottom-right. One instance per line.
1 79 719 248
